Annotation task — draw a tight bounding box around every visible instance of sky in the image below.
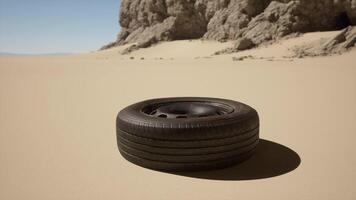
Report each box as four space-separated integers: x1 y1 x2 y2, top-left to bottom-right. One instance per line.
0 0 121 54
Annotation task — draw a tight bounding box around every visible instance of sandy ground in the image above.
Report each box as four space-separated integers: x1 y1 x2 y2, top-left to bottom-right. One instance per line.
1 31 356 199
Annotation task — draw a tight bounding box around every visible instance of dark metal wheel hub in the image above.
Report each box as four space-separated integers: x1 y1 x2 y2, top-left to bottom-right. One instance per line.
142 101 234 119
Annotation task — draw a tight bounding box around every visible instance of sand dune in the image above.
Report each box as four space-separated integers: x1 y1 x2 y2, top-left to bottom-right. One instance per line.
1 31 356 199
93 30 345 61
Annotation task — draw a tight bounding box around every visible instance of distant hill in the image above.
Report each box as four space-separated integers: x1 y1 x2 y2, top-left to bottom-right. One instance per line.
0 52 73 56
0 52 20 56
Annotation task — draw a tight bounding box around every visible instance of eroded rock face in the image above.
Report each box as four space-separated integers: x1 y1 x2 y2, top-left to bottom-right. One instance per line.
116 0 208 46
102 0 356 52
240 0 356 46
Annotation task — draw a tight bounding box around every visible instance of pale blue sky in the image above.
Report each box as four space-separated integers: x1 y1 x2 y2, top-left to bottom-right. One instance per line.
0 0 121 54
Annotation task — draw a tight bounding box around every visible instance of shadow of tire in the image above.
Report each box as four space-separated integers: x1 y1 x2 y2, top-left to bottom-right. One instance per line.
170 139 301 181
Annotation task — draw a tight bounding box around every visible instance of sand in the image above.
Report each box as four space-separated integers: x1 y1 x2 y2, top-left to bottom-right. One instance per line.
1 31 356 199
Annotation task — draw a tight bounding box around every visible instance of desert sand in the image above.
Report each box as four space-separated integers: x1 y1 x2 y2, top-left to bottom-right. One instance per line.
1 31 356 199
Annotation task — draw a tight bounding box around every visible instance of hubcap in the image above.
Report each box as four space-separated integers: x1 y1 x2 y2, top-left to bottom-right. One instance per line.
142 101 234 119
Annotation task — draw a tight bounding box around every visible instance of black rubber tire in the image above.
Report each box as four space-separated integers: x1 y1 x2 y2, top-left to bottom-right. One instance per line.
116 97 260 171
117 97 259 141
117 126 259 148
117 131 259 155
119 147 256 172
118 139 258 163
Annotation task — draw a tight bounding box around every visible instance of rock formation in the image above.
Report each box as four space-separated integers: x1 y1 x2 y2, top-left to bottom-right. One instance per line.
292 26 356 57
102 0 356 54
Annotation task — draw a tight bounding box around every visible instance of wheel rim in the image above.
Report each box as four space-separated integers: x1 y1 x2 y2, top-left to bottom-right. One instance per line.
142 101 234 119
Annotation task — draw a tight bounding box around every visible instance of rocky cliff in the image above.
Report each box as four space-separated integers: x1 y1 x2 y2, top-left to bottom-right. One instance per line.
102 0 356 53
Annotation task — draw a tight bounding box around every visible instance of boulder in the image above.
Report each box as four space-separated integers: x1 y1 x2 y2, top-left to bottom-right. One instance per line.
234 37 255 50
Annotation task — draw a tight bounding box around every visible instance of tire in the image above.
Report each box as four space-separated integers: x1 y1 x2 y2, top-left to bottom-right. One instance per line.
117 130 259 155
118 139 259 163
117 126 259 148
119 148 256 172
116 97 259 171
